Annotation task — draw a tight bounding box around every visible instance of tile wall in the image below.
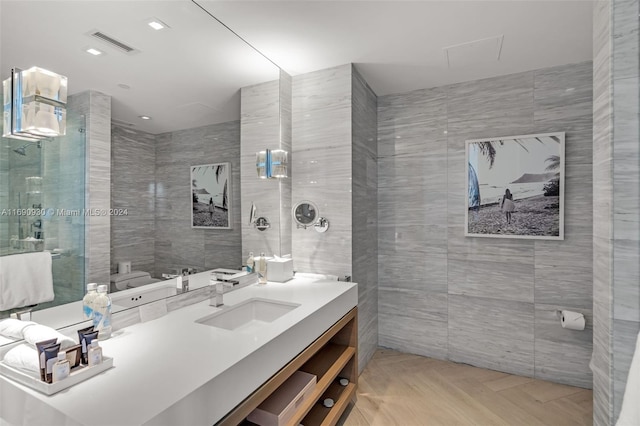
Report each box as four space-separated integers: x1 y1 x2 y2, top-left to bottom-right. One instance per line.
110 120 242 280
292 65 353 277
111 125 156 277
291 64 379 371
154 121 242 276
378 61 594 388
240 80 283 258
592 0 640 423
592 1 614 423
611 0 640 418
81 91 111 285
351 67 379 370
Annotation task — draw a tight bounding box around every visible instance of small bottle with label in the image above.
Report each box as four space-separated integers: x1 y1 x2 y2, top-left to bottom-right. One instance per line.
247 252 255 273
82 283 98 319
258 252 267 284
52 351 70 382
88 340 103 367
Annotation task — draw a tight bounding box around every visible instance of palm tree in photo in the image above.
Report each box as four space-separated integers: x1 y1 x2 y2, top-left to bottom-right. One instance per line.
545 155 560 172
543 155 561 196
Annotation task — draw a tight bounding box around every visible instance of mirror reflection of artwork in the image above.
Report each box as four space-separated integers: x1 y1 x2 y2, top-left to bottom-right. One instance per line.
465 132 565 240
191 163 231 229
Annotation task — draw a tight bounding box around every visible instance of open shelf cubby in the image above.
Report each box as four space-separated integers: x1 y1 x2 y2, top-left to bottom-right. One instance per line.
220 307 358 426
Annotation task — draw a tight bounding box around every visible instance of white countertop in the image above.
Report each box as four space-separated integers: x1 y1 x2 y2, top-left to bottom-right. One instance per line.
0 276 358 426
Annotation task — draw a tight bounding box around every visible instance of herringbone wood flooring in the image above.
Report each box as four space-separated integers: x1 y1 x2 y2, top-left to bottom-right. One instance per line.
339 349 592 426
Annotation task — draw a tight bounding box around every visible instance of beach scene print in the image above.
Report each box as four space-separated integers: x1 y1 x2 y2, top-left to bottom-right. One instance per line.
191 163 230 228
466 133 564 239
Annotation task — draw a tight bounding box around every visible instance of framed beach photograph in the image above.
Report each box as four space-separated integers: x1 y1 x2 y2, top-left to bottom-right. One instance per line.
191 163 231 229
465 132 565 240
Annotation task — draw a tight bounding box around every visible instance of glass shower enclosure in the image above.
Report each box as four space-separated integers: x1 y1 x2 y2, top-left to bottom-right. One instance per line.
0 112 86 313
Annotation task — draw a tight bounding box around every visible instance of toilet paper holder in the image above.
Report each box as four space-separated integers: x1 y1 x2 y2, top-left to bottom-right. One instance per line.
555 309 586 331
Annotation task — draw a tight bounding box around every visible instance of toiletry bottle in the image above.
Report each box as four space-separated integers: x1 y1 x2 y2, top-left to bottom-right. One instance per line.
258 252 267 284
88 340 103 367
247 252 255 273
52 351 70 382
82 283 98 319
182 272 189 292
93 285 112 340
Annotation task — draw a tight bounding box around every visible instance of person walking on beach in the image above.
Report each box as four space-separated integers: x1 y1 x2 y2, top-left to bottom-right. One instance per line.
501 188 515 224
208 197 214 220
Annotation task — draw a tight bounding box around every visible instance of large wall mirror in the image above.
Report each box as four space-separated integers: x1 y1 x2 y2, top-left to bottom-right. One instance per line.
0 1 284 329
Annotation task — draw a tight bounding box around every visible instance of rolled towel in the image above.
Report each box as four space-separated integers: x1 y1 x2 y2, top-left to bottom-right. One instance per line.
0 318 36 339
2 343 40 373
22 324 76 350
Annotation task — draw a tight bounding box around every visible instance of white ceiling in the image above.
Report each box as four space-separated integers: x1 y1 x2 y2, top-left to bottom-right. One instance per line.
198 1 594 96
1 1 593 134
0 1 279 134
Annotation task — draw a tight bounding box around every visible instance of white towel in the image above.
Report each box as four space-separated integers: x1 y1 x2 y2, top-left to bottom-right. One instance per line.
0 252 54 311
22 324 76 350
0 318 36 339
2 343 40 373
617 331 640 426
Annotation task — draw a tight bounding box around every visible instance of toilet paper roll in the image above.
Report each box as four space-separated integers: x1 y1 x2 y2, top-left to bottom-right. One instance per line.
118 261 131 275
561 310 585 331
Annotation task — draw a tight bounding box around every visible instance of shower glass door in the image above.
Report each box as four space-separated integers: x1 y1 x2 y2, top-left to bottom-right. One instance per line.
0 112 86 313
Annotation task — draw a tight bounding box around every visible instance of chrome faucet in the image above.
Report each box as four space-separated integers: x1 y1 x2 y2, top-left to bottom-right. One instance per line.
209 271 258 307
211 281 233 307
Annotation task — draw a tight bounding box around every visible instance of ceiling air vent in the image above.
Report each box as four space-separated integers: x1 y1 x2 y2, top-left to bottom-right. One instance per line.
90 31 137 54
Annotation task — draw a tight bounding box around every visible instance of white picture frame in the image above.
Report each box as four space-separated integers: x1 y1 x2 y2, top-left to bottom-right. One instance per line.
465 132 565 240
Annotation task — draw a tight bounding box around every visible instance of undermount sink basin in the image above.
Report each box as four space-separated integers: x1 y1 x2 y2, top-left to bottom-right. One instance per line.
111 286 177 308
196 298 300 331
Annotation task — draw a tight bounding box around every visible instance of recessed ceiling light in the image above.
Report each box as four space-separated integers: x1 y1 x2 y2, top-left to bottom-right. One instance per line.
147 18 169 31
139 115 152 120
86 48 103 56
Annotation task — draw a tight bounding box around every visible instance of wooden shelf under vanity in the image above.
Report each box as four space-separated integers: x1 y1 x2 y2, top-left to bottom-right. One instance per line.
218 307 358 426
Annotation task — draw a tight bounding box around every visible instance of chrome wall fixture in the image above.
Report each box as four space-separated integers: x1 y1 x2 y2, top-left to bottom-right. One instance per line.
292 200 329 233
249 202 270 231
256 149 288 179
3 66 68 140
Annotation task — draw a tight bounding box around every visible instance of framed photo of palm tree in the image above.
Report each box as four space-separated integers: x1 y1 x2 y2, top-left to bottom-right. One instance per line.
465 132 565 240
191 162 231 229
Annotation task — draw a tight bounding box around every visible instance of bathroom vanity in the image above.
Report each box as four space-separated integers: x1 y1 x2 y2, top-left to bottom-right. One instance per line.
0 276 358 425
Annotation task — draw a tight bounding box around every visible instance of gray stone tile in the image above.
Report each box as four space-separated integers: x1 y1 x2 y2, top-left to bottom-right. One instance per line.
379 312 448 360
534 303 593 388
613 319 640 416
534 233 593 308
448 295 534 376
379 287 447 323
378 252 447 292
613 239 640 322
448 257 534 303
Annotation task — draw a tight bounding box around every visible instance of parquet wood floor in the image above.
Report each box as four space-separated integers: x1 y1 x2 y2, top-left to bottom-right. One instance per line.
339 349 592 426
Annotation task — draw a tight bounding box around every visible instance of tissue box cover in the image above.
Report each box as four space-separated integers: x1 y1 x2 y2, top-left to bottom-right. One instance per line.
266 258 293 282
